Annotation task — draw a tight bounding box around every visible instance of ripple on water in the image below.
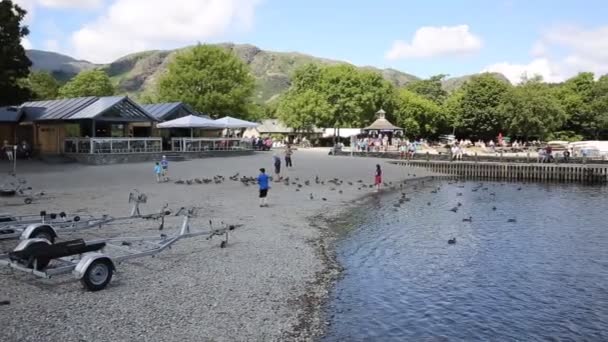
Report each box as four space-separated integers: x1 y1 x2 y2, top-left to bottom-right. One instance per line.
323 181 608 342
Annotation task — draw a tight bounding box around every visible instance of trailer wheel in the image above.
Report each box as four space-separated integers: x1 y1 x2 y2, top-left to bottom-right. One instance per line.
81 259 113 291
30 228 56 244
24 198 33 205
24 241 51 270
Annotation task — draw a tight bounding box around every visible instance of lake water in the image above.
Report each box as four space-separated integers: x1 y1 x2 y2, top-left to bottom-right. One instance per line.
323 180 608 341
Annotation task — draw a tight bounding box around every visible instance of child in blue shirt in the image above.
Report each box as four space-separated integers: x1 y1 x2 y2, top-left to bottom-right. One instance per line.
154 162 162 182
257 168 270 207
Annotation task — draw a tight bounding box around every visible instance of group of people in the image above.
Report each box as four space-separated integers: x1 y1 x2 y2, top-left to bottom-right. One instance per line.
153 156 170 182
355 136 423 153
271 144 293 181
252 137 273 151
150 142 386 208
2 140 32 161
398 141 418 159
256 144 295 207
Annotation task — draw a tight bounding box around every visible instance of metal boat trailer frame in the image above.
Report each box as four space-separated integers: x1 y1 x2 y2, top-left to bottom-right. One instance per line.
0 177 44 205
0 208 233 291
0 191 170 242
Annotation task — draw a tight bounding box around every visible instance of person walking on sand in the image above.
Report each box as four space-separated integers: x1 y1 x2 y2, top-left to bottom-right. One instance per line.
374 164 382 192
273 153 282 181
160 155 169 182
257 168 270 207
285 144 293 168
154 162 162 183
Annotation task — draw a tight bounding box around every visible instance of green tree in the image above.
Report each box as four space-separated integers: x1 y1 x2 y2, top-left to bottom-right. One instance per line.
499 77 566 139
590 75 608 138
405 74 448 105
58 70 115 98
444 88 465 134
24 71 60 100
557 72 595 137
276 63 397 129
157 45 255 118
394 89 445 138
276 89 331 131
454 73 511 139
0 0 32 105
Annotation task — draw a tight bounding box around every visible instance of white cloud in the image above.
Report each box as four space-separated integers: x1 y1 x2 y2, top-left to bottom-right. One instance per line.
530 41 546 58
44 39 60 51
483 58 564 84
21 37 33 49
38 0 103 9
386 25 482 60
485 25 608 83
70 0 261 63
542 25 608 76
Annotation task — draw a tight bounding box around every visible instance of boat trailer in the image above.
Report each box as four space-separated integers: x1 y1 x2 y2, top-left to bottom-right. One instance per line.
0 208 235 291
0 177 44 205
0 190 170 243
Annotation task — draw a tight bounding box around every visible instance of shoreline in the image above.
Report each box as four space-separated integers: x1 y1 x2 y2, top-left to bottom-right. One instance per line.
284 176 442 341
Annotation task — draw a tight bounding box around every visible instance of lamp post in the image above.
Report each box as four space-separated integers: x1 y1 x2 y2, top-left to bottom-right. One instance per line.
12 145 17 175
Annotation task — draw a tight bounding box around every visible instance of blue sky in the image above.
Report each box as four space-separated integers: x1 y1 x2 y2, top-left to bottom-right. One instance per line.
16 0 608 82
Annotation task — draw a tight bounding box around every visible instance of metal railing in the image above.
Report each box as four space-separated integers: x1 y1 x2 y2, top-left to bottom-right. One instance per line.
64 138 162 154
170 138 253 152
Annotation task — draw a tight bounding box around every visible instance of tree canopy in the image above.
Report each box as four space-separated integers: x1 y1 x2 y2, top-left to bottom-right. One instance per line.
0 0 32 106
276 63 396 129
405 74 448 105
156 45 255 118
24 71 60 100
58 70 115 98
451 73 511 139
498 77 566 139
394 89 445 138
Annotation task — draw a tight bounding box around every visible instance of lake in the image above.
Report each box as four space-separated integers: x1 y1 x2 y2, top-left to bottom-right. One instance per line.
323 180 608 341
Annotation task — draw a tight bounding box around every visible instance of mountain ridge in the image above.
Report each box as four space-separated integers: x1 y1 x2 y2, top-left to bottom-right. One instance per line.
25 44 507 102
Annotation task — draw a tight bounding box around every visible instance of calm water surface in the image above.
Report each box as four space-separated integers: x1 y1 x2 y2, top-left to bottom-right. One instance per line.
323 181 608 341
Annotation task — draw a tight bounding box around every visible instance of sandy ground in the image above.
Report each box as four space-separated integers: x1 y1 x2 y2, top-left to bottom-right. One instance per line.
0 149 434 342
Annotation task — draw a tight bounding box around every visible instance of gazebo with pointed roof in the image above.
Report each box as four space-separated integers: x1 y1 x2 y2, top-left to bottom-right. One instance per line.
364 109 402 132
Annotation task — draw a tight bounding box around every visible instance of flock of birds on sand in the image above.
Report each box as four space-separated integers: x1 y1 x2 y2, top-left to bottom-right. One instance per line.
392 180 521 245
171 173 426 202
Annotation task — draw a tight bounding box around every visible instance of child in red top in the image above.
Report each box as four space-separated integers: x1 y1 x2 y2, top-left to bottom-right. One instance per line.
374 164 382 192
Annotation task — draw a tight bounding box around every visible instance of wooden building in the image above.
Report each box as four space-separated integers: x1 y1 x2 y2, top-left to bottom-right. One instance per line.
18 96 156 154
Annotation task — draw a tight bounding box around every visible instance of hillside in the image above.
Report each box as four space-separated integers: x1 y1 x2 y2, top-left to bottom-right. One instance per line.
25 44 505 102
442 73 510 92
25 50 96 83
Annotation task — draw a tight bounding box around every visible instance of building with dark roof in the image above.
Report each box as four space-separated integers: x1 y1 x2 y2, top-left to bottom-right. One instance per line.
0 96 157 154
141 102 209 121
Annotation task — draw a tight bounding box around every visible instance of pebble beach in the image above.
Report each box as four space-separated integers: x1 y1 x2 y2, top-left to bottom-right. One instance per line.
0 149 433 342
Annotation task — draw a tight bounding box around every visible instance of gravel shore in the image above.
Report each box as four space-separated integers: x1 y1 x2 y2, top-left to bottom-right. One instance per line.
0 149 434 342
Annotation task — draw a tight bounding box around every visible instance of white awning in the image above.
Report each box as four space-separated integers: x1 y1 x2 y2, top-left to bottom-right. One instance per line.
214 116 259 128
157 115 223 129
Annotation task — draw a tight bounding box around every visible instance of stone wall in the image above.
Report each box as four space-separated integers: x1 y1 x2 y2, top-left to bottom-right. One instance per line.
67 150 255 165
